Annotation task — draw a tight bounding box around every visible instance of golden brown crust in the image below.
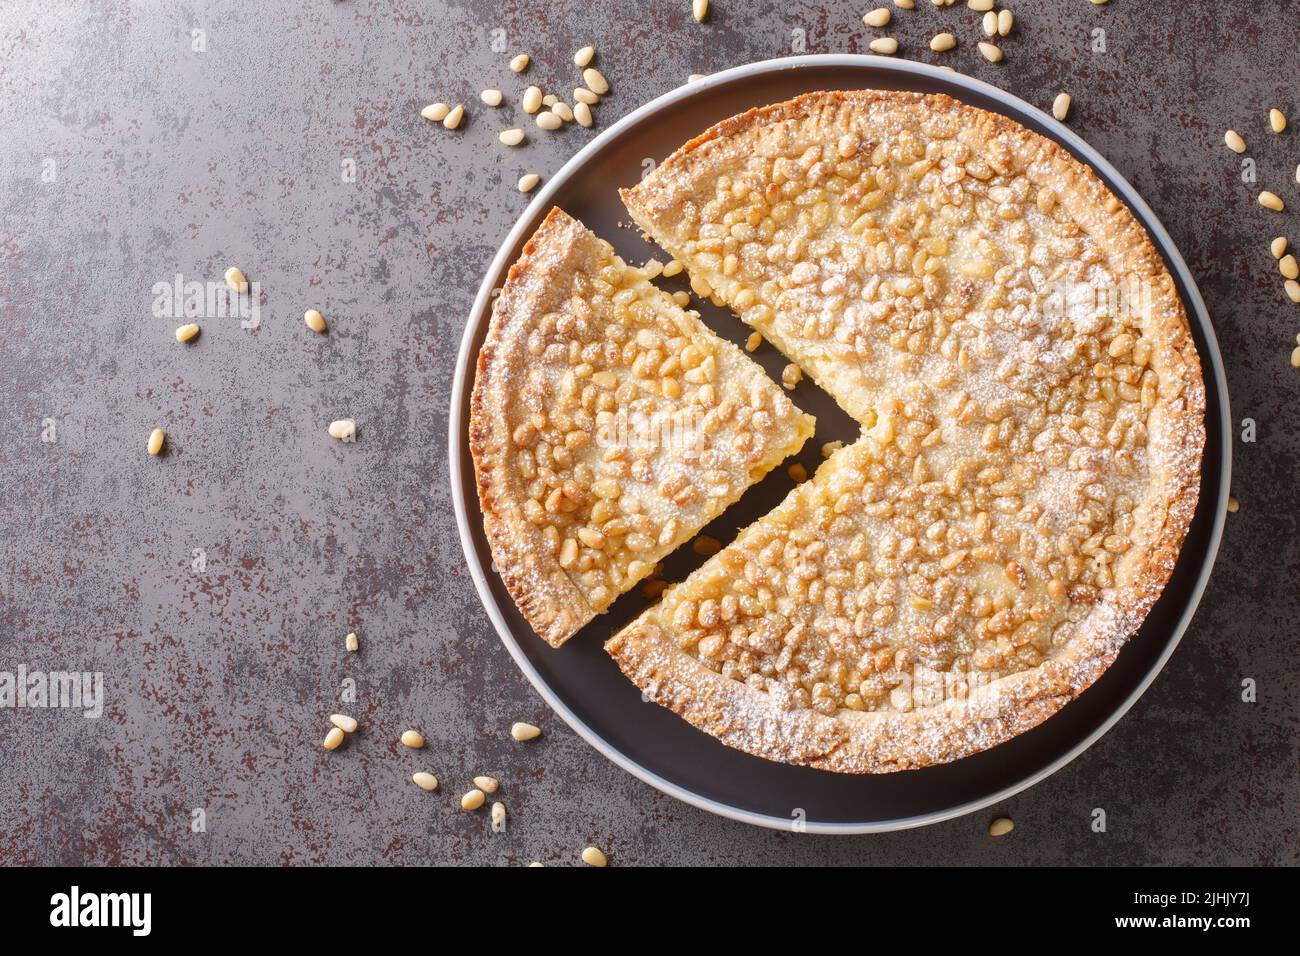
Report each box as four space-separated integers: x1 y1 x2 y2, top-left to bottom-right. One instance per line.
610 90 1205 772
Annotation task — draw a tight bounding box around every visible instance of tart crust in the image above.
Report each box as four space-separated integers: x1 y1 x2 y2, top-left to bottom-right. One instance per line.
608 90 1205 772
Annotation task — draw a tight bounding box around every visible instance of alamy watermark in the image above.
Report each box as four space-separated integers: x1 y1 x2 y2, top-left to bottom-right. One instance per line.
0 666 103 718
152 273 260 329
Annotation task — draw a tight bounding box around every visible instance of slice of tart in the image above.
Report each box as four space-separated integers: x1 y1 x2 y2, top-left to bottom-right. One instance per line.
610 90 1205 771
470 208 815 647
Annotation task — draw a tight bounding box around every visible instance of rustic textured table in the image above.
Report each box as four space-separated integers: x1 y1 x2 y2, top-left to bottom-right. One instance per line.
1 0 1294 865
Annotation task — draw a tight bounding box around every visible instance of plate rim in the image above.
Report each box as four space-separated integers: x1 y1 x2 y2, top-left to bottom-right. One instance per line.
447 53 1232 834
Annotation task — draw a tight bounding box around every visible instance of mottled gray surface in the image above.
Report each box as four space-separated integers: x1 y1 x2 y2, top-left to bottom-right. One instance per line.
0 0 1295 866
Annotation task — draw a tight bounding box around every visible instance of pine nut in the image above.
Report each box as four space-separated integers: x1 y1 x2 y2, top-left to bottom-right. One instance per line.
522 86 543 114
997 8 1013 35
582 68 609 95
542 93 557 108
968 0 993 10
687 73 706 83
345 632 359 652
1281 255 1299 280
511 721 541 741
988 817 1014 837
822 440 843 458
499 128 526 147
1270 108 1287 133
692 535 721 556
1292 347 1300 368
480 89 503 107
978 41 1003 63
574 102 593 127
304 309 327 333
442 105 464 130
574 45 595 67
1053 93 1071 122
1227 496 1239 513
930 33 956 52
509 53 530 73
536 111 562 131
491 801 506 828
1089 0 1108 4
420 103 450 122
982 10 997 35
581 846 607 867
745 331 761 352
400 730 425 749
518 173 541 193
224 266 248 292
894 0 914 7
461 789 486 810
175 323 200 343
1224 130 1246 153
1296 164 1300 185
662 259 684 277
781 363 802 389
474 775 500 794
412 772 439 791
552 102 574 122
1287 280 1300 303
863 8 891 27
147 428 165 456
1272 237 1288 259
574 87 599 105
328 419 356 440
329 714 358 733
1259 191 1285 212
528 861 544 867
788 463 807 482
323 727 345 751
693 0 709 22
869 37 899 54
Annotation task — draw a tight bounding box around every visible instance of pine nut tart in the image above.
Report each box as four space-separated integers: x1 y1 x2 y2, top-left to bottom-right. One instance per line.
470 208 816 647
605 90 1205 772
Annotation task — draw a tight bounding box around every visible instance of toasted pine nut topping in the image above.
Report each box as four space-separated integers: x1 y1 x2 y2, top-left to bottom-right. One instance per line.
1271 236 1288 259
412 772 439 791
304 309 327 334
224 266 248 292
977 41 1003 63
989 817 1014 836
461 789 486 810
821 440 843 458
345 632 360 652
511 721 541 741
175 323 200 343
499 128 526 147
869 37 899 55
480 89 503 107
329 714 358 733
399 730 425 749
781 363 802 389
420 103 450 122
473 775 500 794
323 727 345 751
1053 93 1072 122
745 331 762 352
574 45 595 67
581 846 608 867
573 102 593 127
147 428 165 456
327 419 356 440
692 535 722 556
863 8 891 27
1270 108 1287 133
582 67 609 95
518 173 541 193
1259 191 1285 212
692 0 709 23
442 105 464 130
661 259 684 277
930 33 956 52
1224 130 1246 153
509 53 530 73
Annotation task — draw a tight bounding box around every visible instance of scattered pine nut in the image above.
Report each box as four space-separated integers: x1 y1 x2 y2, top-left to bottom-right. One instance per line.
175 323 200 343
745 331 762 352
1281 255 1299 280
1291 346 1300 368
968 0 993 11
788 463 807 482
323 727 345 751
499 128 526 147
327 419 356 440
480 89 503 107
863 8 891 27
978 41 1003 63
1053 93 1072 122
692 0 709 23
511 722 541 741
687 73 706 83
672 290 690 307
509 53 530 73
536 111 562 131
930 33 956 52
329 714 358 733
574 87 599 105
461 789 486 810
552 102 574 123
573 102 593 128
869 37 899 55
147 428 165 456
412 772 439 791
1089 0 1108 4
822 440 843 458
1259 191 1285 212
581 846 607 867
345 632 359 652
522 86 543 114
1224 130 1246 153
692 535 721 556
781 363 802 389
491 801 506 828
582 67 609 95
1295 163 1300 185
1269 108 1287 133
1226 496 1239 513
982 10 997 35
399 730 425 749
1271 237 1288 259
420 103 450 122
528 861 544 867
518 173 541 193
442 105 464 130
574 45 595 67
542 93 558 108
474 775 500 794
988 817 1014 837
224 266 248 293
894 0 914 7
1287 279 1300 303
997 8 1013 35
304 309 327 334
